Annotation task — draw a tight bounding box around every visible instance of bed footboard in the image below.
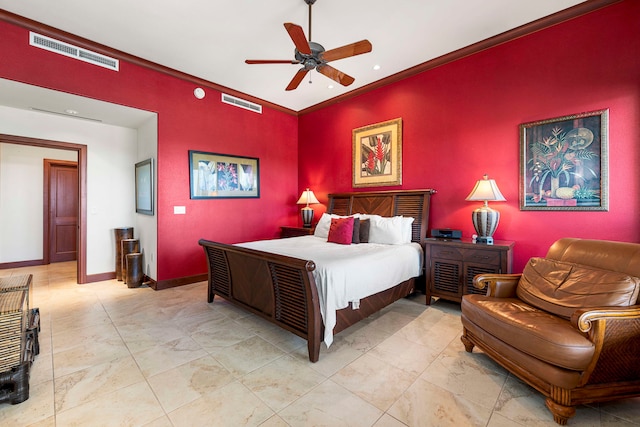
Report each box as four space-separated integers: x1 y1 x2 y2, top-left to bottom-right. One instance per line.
198 239 323 362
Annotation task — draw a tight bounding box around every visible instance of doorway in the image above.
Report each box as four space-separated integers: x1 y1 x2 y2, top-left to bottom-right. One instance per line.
0 134 87 283
44 159 78 264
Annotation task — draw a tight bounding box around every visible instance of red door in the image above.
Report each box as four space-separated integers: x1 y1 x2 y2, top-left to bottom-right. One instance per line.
46 160 78 263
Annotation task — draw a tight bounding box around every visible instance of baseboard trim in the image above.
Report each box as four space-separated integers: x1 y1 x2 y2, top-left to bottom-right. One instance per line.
154 273 207 290
0 259 44 269
85 272 116 283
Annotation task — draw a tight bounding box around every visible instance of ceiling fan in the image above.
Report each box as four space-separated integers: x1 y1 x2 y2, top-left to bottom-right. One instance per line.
245 0 373 91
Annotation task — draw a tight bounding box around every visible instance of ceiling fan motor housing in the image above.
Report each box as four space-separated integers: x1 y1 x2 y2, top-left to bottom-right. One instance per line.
295 41 325 69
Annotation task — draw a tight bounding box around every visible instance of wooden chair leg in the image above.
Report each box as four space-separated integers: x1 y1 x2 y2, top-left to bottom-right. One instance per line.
460 328 475 352
546 387 576 425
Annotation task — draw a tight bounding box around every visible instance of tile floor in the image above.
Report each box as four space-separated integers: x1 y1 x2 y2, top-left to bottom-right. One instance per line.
1 261 638 426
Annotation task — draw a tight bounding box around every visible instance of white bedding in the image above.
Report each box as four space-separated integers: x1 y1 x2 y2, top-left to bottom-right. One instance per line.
237 235 423 347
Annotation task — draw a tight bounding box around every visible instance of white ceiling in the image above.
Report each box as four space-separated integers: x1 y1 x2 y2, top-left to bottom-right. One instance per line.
0 0 587 114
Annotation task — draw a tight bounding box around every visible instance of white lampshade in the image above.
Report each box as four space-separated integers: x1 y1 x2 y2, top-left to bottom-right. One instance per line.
296 189 319 206
465 175 506 202
465 175 506 244
296 188 319 228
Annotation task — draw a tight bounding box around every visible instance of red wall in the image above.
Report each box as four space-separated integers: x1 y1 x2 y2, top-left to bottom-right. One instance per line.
298 0 640 272
0 20 299 281
2 1 638 281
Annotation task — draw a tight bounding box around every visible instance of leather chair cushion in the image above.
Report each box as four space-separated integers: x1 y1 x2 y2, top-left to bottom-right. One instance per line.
461 295 595 371
517 257 640 319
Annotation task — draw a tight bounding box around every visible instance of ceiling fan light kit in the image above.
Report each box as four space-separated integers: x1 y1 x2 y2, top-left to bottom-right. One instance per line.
245 0 372 91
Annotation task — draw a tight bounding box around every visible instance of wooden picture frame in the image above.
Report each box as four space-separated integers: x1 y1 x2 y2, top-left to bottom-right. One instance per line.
189 150 259 199
519 109 608 211
352 118 402 187
135 158 153 215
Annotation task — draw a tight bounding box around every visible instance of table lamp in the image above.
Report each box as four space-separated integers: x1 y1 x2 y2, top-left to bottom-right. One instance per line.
465 174 506 244
296 188 319 228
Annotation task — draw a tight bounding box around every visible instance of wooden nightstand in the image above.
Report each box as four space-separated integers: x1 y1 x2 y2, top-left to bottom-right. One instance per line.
280 226 315 238
424 238 514 305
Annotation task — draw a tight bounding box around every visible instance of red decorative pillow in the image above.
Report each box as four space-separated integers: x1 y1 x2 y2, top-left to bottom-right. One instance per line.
327 217 355 245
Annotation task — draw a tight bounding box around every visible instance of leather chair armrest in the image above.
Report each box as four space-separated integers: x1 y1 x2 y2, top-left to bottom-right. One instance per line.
473 274 522 298
571 305 640 332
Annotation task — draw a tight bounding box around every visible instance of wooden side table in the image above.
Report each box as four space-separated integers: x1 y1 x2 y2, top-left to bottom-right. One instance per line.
280 226 315 238
424 238 514 305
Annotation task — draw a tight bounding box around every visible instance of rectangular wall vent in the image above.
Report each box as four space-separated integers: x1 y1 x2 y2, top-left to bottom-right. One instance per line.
221 94 262 114
30 32 119 71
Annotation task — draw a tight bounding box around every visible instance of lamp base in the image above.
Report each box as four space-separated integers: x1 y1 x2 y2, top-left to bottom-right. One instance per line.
475 236 494 245
301 207 314 228
471 205 500 245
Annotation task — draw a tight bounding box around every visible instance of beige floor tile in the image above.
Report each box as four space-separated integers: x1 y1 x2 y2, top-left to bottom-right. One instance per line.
52 334 131 378
147 355 235 413
419 342 507 409
373 413 408 427
278 379 383 427
167 381 274 427
241 354 326 411
54 355 145 412
209 335 287 377
54 381 165 426
131 335 207 377
332 353 417 411
387 377 493 427
367 333 439 376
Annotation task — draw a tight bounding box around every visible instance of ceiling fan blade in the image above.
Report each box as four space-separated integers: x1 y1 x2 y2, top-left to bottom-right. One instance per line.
286 68 309 91
245 59 300 64
284 23 311 55
321 40 372 62
317 64 355 86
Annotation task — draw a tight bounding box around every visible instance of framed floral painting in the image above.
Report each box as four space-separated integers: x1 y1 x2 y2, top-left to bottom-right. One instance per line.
519 109 608 211
352 118 402 187
189 150 259 199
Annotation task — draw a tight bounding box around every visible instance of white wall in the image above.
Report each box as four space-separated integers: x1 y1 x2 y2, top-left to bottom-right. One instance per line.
0 105 157 279
0 144 76 262
134 116 158 280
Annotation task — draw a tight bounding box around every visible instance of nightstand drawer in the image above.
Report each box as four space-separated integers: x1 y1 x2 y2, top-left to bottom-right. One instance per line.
430 245 463 261
463 249 501 265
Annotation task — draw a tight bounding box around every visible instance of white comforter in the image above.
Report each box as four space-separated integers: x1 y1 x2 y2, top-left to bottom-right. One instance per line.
237 236 423 347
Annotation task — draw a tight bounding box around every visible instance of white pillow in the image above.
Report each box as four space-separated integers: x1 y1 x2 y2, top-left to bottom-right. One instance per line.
368 216 406 244
402 217 415 243
313 213 335 239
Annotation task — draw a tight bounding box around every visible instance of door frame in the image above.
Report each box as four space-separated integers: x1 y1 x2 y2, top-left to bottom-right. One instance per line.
43 159 79 265
1 133 87 284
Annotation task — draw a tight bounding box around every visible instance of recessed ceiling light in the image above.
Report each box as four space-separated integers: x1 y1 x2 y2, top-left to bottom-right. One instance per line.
65 109 79 115
373 65 381 70
327 84 334 89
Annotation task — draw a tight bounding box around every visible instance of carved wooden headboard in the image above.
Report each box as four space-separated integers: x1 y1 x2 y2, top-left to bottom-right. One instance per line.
327 189 436 244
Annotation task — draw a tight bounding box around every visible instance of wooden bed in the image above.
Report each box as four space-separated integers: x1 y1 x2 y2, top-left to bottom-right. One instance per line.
199 189 435 362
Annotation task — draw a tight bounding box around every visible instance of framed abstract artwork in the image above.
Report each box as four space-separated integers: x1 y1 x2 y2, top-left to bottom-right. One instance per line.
352 118 402 188
189 150 259 199
519 109 608 211
135 158 153 215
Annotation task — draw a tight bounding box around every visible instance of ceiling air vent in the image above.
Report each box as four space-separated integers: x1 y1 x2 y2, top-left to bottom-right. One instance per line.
221 94 262 114
29 32 119 71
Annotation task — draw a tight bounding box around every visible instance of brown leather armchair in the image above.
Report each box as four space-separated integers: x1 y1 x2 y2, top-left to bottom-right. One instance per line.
460 238 640 425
